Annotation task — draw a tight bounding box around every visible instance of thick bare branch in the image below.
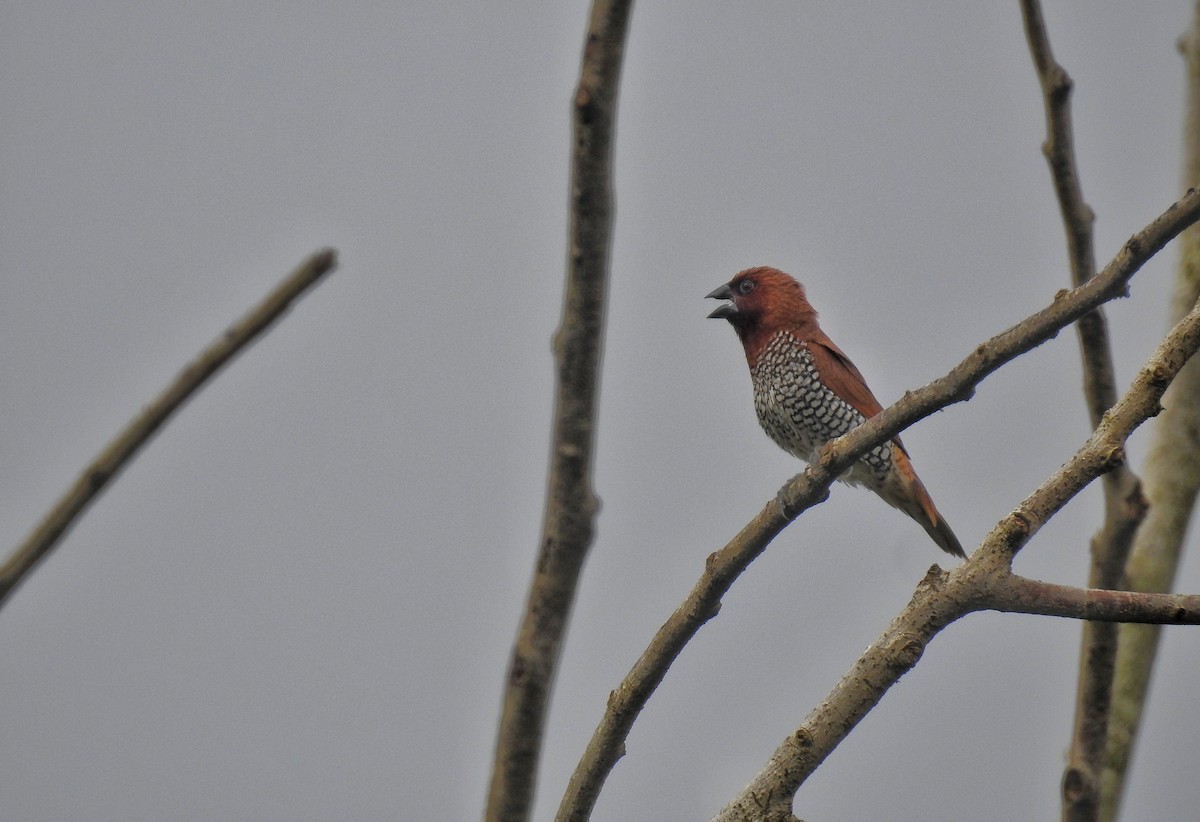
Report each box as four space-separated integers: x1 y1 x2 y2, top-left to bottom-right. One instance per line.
1102 8 1200 818
989 576 1200 623
0 249 338 609
555 191 1200 822
713 291 1200 822
485 3 633 822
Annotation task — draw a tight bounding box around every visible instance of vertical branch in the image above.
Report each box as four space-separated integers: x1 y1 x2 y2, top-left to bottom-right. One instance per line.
1021 0 1097 291
1018 4 1147 820
1101 6 1200 819
484 3 633 822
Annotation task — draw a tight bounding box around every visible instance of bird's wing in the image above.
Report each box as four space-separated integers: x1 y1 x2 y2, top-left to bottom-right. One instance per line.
806 336 884 416
807 336 911 453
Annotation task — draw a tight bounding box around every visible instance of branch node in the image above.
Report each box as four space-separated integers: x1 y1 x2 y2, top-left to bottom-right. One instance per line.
573 83 592 110
1004 508 1034 550
1148 361 1175 386
1048 65 1074 101
887 632 926 669
1101 444 1126 470
705 551 720 574
916 564 948 593
1062 764 1093 803
1122 480 1150 521
776 474 828 520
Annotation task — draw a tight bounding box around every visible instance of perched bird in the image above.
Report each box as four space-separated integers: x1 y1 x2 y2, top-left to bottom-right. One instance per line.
707 266 964 557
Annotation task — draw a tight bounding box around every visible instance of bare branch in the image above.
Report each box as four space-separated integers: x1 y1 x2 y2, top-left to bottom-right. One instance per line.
1018 0 1143 568
1020 0 1097 293
714 292 1200 821
1101 8 1200 818
784 187 1200 520
485 3 633 822
989 576 1200 623
0 249 338 609
1018 4 1148 816
555 191 1200 822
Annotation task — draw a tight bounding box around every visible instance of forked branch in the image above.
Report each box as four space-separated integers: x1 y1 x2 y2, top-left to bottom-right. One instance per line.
713 289 1200 822
555 190 1200 822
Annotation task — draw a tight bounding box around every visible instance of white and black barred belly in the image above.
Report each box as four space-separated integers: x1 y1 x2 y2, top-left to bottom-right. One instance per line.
750 331 893 487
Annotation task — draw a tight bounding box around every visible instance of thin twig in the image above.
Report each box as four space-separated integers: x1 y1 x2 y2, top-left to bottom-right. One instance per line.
712 291 1200 822
1018 4 1147 815
484 3 633 822
1021 0 1097 292
555 190 1200 822
0 249 338 609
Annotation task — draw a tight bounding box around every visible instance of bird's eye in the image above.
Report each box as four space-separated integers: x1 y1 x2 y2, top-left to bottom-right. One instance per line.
737 279 755 295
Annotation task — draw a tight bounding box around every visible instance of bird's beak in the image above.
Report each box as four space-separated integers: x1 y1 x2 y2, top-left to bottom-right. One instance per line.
706 282 737 319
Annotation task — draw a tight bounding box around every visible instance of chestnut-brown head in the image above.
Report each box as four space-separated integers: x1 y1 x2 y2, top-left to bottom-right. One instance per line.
706 266 821 364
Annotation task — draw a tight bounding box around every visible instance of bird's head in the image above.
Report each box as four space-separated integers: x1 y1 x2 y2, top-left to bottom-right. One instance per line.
706 267 820 360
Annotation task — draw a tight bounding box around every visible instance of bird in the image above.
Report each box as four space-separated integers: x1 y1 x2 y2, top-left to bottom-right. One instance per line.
706 266 964 557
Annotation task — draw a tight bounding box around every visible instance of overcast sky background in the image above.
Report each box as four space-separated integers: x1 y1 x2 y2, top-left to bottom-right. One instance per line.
2 3 1198 821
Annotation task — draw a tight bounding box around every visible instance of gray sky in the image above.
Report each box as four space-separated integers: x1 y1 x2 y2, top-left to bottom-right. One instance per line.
2 2 1197 820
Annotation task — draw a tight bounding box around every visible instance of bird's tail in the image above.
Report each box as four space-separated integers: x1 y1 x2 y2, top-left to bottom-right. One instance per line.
888 451 966 558
915 505 965 558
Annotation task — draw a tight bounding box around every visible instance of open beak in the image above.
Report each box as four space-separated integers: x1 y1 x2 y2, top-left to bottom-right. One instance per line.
706 282 737 319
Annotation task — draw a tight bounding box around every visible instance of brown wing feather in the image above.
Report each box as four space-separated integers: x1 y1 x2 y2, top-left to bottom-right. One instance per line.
807 335 913 455
809 337 964 556
806 335 885 418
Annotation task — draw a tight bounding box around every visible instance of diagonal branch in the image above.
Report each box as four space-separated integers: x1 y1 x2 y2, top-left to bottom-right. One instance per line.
0 249 338 609
555 190 1200 822
712 289 1200 822
782 187 1200 519
1018 4 1148 817
485 3 633 822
